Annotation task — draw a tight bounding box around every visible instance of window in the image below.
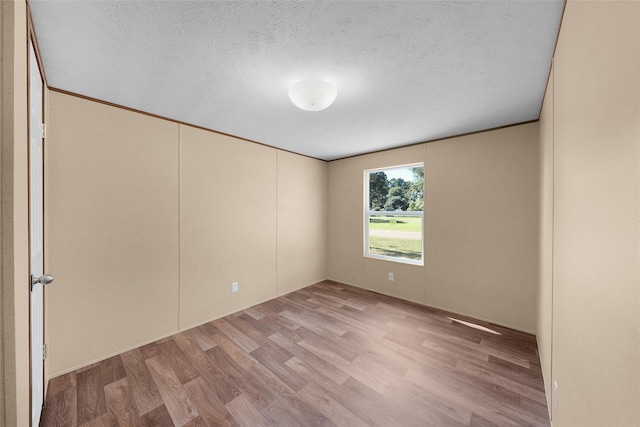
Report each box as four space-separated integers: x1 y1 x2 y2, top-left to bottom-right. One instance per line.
365 164 424 265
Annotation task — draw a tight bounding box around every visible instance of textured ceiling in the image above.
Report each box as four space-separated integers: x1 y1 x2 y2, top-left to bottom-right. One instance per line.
29 1 564 160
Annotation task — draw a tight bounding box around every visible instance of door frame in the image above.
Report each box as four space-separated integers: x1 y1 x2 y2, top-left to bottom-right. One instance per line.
27 15 47 424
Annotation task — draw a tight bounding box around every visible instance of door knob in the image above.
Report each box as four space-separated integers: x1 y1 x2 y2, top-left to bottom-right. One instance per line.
31 274 54 290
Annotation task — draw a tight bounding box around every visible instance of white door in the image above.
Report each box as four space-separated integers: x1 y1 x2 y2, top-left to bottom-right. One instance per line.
29 40 50 426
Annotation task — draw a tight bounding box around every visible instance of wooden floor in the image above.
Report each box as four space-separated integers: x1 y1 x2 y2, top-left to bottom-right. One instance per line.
42 281 550 426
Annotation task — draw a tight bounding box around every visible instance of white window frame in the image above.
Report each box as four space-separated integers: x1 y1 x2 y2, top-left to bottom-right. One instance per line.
364 163 424 266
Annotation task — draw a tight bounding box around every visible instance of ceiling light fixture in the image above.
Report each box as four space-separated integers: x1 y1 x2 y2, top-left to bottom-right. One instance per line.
288 79 337 111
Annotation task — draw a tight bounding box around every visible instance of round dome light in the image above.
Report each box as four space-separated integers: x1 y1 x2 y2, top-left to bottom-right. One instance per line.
288 80 337 111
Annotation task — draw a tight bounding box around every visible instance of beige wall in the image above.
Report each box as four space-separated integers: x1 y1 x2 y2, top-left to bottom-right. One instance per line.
328 144 427 303
45 93 328 376
1 1 31 425
328 123 540 333
180 135 329 327
46 92 181 375
276 150 328 295
179 125 277 327
426 124 540 332
537 63 553 417
539 2 640 425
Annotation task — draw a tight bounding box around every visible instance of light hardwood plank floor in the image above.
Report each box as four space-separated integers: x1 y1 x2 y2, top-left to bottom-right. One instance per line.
42 281 550 426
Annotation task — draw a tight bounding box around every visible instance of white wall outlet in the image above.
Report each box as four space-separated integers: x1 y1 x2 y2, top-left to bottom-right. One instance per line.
388 272 394 282
553 380 559 411
232 282 239 293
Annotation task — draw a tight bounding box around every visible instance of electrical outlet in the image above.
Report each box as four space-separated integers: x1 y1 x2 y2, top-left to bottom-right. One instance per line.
232 282 239 293
388 272 394 282
553 380 558 411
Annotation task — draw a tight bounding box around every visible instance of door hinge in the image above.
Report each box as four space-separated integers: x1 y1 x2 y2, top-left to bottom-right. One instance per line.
41 123 46 139
42 344 47 360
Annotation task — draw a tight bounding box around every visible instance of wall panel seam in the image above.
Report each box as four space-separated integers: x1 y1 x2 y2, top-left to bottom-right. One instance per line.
177 124 181 331
275 151 279 295
550 59 555 424
423 142 428 306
